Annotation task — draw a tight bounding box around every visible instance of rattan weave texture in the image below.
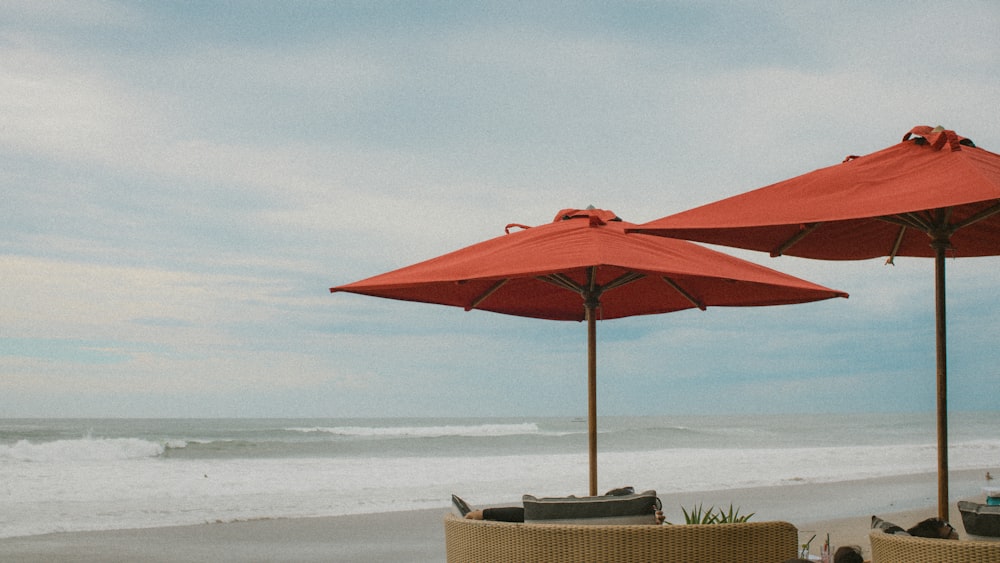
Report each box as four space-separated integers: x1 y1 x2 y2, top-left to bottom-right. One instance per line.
869 530 1000 563
444 513 797 563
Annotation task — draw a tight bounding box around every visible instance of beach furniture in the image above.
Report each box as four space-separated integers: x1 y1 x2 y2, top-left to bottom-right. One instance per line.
444 514 798 562
869 529 1000 562
958 500 1000 539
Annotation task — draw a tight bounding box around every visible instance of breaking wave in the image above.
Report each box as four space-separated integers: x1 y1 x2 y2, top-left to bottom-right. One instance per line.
0 436 178 462
286 422 541 438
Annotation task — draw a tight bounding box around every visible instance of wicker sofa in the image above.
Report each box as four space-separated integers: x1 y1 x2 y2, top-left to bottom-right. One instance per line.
869 530 1000 562
444 513 798 563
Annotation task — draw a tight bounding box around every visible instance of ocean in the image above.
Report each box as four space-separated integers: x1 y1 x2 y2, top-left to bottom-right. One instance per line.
2 412 998 539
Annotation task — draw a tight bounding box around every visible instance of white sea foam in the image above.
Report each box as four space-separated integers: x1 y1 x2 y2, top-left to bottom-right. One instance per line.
286 422 540 438
1 415 997 539
0 437 166 463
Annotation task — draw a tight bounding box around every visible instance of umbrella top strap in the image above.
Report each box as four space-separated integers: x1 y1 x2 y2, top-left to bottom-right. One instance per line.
554 208 621 224
504 208 621 235
903 125 975 151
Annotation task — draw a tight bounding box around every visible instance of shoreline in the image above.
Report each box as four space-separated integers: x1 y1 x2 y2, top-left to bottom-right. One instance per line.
1 469 992 562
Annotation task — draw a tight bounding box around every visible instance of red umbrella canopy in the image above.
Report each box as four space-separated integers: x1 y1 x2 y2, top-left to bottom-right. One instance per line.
331 207 848 318
332 207 846 496
630 126 1000 521
631 126 1000 261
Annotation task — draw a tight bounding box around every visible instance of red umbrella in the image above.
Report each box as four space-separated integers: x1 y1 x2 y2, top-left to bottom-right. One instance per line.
331 207 847 495
631 126 1000 519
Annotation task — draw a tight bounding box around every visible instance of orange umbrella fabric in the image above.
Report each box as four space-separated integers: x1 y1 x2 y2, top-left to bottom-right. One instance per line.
631 126 1000 261
631 126 1000 519
331 207 847 495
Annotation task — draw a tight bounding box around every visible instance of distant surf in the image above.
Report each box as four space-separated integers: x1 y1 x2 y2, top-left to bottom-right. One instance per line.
1 436 168 462
2 413 998 539
286 422 541 438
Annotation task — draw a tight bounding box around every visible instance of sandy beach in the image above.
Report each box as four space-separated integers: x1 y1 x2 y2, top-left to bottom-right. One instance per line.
1 469 991 562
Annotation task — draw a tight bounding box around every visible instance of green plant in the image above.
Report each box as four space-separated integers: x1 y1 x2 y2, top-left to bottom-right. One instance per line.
716 503 754 523
681 503 713 524
679 503 754 524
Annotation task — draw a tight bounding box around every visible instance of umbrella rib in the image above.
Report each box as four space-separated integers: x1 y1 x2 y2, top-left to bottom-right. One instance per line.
602 272 647 292
661 276 707 310
539 273 584 294
885 226 907 265
541 271 647 295
467 279 508 310
771 222 822 257
952 200 1000 232
878 213 931 232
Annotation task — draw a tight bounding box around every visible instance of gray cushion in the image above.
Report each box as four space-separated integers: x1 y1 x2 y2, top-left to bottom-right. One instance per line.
522 490 659 525
871 515 909 535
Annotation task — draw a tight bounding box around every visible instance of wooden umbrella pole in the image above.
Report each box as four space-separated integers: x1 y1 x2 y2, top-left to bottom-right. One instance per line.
587 300 598 497
933 241 949 522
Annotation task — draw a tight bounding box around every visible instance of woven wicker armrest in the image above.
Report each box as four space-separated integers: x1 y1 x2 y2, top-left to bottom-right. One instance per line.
444 513 798 563
869 530 1000 563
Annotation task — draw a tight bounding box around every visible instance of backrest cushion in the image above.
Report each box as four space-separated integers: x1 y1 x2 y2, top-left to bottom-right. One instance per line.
522 490 659 525
871 515 909 535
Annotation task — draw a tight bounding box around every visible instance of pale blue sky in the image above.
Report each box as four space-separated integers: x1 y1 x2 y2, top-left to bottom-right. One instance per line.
2 1 999 418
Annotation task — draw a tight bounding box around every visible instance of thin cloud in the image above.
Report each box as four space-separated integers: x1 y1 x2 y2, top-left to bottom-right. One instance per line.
1 2 998 417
